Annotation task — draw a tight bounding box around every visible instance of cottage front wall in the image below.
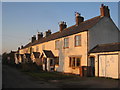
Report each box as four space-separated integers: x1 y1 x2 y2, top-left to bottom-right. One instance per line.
31 31 88 74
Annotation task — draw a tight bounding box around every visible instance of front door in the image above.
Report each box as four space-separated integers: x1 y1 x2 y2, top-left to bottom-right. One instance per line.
50 59 55 71
44 58 47 71
90 57 95 76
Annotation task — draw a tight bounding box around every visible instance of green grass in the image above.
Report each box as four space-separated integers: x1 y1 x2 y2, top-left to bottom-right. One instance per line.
24 71 79 81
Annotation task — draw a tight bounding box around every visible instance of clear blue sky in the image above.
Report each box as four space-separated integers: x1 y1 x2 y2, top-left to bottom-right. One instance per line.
2 2 118 53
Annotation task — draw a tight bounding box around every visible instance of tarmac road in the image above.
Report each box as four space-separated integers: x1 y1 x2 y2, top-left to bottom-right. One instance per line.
2 65 120 89
2 65 60 88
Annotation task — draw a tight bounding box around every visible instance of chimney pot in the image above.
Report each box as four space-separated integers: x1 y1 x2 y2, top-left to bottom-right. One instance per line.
21 45 23 49
59 21 67 32
75 12 84 26
18 47 20 50
37 32 43 40
100 4 110 17
31 35 36 43
44 30 52 37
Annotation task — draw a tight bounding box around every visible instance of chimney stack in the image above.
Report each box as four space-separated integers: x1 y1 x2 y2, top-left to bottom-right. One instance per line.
37 32 43 40
18 47 20 50
44 30 52 37
100 4 110 17
21 45 23 49
31 35 36 43
75 12 84 26
59 21 67 32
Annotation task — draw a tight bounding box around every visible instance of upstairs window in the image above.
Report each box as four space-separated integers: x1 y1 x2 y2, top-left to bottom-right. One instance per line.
32 48 34 52
55 56 59 65
55 40 59 50
42 45 45 50
36 46 39 52
64 38 69 48
75 35 81 47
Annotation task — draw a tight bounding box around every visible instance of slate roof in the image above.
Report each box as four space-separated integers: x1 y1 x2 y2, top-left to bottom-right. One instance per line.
89 42 120 53
16 54 19 59
33 52 40 58
24 53 31 58
22 15 102 49
43 50 55 58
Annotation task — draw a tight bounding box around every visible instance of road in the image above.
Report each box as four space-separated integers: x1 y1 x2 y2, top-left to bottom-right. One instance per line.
2 65 60 88
2 65 120 89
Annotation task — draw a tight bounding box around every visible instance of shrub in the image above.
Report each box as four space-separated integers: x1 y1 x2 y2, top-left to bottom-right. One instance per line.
20 62 43 72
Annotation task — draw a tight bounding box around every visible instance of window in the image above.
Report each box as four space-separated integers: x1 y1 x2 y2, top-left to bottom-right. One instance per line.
50 59 54 66
76 58 80 66
75 35 81 46
69 57 81 67
69 57 72 67
64 38 69 48
42 45 45 50
26 49 28 53
55 40 59 50
72 57 76 67
36 46 39 52
30 47 32 54
55 57 59 65
32 48 34 52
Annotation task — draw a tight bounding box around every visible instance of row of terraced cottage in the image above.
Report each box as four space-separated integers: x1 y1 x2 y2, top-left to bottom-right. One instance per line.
14 4 120 79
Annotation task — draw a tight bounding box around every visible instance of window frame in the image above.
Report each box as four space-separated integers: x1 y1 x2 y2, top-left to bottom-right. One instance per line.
74 35 81 47
63 37 69 49
36 46 39 52
69 57 81 68
55 56 59 66
55 40 60 50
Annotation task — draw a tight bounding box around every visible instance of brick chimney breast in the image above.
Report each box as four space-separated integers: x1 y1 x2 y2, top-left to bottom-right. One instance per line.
31 35 36 43
59 21 67 32
37 32 43 40
75 12 84 26
44 30 52 37
100 4 110 17
18 47 20 50
21 45 23 49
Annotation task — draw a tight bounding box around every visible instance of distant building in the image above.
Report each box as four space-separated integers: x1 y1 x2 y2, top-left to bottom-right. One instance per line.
15 4 120 79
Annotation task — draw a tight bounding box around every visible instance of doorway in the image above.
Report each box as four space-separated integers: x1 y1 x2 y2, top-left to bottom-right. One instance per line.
90 56 95 76
43 58 47 71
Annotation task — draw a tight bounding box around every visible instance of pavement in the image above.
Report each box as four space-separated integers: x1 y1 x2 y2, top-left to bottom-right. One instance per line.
2 65 120 89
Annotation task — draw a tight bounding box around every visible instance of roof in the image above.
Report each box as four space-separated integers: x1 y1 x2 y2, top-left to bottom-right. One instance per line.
16 54 19 59
43 50 55 58
24 53 31 58
33 52 40 58
89 42 120 53
22 16 102 49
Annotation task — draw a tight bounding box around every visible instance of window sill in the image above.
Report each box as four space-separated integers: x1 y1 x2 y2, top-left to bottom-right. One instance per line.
63 47 69 49
75 45 81 47
70 66 80 69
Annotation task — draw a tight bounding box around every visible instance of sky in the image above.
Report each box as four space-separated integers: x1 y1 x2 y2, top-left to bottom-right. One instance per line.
2 2 119 54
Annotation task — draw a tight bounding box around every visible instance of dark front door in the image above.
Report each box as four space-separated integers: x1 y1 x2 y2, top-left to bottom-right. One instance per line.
44 58 47 71
90 57 95 76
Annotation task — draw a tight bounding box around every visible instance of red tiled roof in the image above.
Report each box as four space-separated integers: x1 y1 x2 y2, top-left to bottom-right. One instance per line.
89 42 120 53
22 16 102 49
